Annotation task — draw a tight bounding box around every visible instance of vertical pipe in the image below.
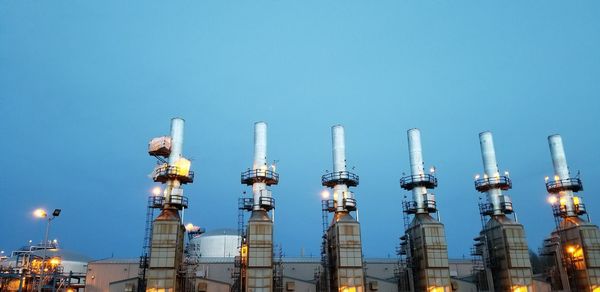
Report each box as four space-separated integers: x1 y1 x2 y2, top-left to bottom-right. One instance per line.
166 118 184 203
253 122 268 210
332 125 346 173
548 135 575 216
168 118 185 166
408 129 427 212
253 122 268 171
332 125 348 212
479 132 502 215
479 132 500 178
548 135 570 180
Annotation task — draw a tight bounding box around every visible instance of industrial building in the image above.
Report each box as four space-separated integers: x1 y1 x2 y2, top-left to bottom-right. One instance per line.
2 118 598 292
470 132 533 291
540 135 600 291
316 125 366 292
397 129 451 292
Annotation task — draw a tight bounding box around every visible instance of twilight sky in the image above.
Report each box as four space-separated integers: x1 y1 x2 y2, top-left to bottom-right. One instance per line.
1 1 599 260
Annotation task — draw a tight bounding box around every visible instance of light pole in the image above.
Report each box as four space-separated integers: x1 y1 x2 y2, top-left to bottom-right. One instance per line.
34 208 61 292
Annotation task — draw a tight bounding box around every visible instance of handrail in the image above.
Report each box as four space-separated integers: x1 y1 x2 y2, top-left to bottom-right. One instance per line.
400 174 437 190
321 171 359 187
474 176 511 192
241 169 279 185
153 165 194 184
546 178 583 193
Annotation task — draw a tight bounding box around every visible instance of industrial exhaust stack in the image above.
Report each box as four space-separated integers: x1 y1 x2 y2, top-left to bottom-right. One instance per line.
145 118 194 291
398 129 451 292
540 135 600 291
234 122 280 292
470 132 533 291
317 125 365 292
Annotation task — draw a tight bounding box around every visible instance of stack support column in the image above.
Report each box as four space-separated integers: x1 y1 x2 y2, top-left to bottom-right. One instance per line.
147 118 194 292
399 129 451 292
321 125 365 292
241 122 278 292
473 132 533 291
541 135 600 291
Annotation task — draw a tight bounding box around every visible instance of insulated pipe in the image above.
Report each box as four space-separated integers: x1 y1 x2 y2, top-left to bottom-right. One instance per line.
549 135 570 180
253 122 269 210
332 125 349 212
479 132 503 215
168 118 185 166
408 129 427 213
548 135 576 216
332 125 347 173
165 118 185 203
253 122 268 171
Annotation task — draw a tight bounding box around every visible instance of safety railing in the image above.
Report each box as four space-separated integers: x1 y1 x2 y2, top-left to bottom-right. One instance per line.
152 165 194 184
474 176 511 192
546 178 583 193
321 171 359 187
241 169 279 186
400 174 437 190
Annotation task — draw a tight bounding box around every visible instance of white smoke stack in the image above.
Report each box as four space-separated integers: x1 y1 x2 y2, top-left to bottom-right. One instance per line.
253 122 268 171
331 125 350 212
548 134 576 216
332 125 347 173
253 122 269 211
408 129 428 212
168 118 185 166
479 132 503 215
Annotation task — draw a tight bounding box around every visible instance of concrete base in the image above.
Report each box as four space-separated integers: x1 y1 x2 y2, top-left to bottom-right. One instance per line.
245 210 274 292
146 207 185 292
541 217 600 291
405 213 451 291
478 215 533 291
325 212 365 292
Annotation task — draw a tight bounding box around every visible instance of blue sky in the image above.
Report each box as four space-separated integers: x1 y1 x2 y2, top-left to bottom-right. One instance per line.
1 1 599 259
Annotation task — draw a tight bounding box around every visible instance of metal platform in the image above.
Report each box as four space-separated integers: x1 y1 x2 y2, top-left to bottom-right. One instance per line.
241 169 279 186
474 176 512 192
478 202 513 216
238 196 276 211
402 200 437 214
152 165 194 184
546 177 583 193
149 194 189 209
321 171 359 187
552 203 587 218
399 174 437 190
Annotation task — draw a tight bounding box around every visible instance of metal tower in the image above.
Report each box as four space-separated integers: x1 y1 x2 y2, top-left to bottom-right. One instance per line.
398 129 451 292
237 121 279 292
540 135 600 291
471 131 533 291
319 125 365 292
145 118 194 291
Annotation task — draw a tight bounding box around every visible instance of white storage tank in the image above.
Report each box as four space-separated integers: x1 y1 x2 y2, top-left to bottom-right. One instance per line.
189 228 240 258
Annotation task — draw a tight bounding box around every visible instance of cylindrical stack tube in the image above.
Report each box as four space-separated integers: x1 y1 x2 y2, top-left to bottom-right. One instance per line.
253 122 269 210
332 125 346 173
408 129 428 212
479 132 503 215
548 135 575 216
253 122 268 171
332 125 349 212
168 118 185 166
166 118 185 202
